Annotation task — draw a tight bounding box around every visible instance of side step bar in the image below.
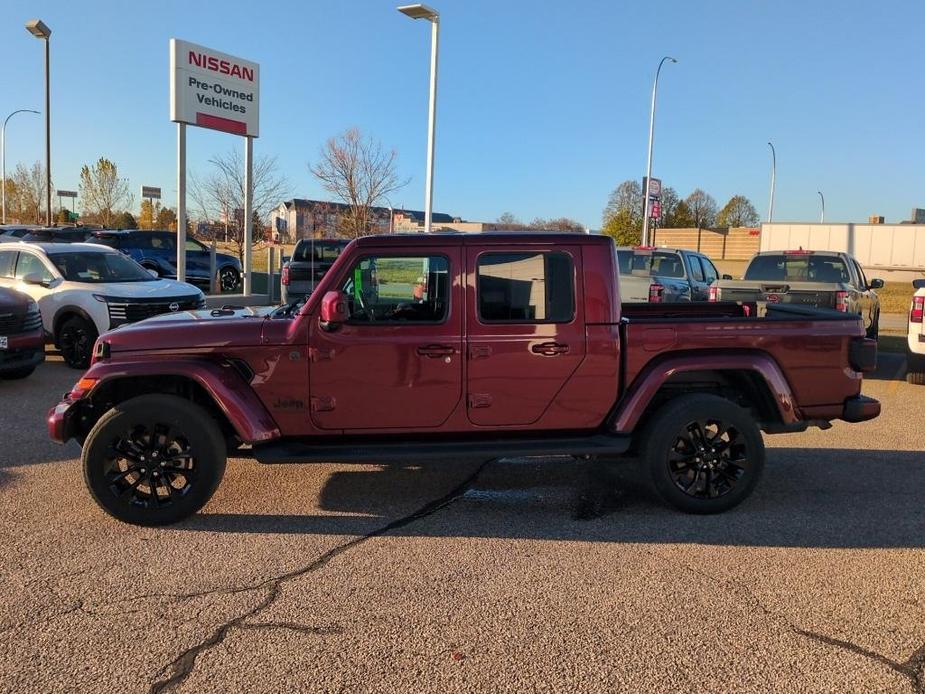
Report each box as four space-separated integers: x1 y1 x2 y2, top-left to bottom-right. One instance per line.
252 434 632 464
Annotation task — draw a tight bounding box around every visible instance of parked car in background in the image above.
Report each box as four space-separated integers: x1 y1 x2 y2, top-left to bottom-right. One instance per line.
616 246 726 303
0 286 44 379
710 250 882 338
907 279 925 385
0 242 205 368
20 227 94 244
281 238 349 303
90 230 242 293
0 225 45 242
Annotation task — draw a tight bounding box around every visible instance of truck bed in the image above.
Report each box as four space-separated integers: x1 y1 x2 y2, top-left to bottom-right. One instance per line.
621 301 854 322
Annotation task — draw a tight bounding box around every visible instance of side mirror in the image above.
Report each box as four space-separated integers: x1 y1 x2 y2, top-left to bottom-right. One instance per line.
868 278 884 290
319 290 349 330
23 272 47 287
912 279 925 290
147 268 159 278
721 274 733 280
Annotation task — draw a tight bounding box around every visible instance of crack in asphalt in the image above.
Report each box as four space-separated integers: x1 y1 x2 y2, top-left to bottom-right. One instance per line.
147 459 491 694
654 550 925 693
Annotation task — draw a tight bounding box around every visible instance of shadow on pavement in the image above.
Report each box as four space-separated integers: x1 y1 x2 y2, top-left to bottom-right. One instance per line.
182 446 925 550
866 352 906 381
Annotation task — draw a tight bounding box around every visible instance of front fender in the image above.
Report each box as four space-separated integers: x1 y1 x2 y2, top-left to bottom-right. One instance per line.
608 351 800 433
75 357 280 444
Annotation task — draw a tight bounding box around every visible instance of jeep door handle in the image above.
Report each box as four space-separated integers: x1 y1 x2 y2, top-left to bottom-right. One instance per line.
417 344 456 358
531 342 569 356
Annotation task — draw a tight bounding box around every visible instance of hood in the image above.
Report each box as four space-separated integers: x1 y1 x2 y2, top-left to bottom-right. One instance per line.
101 306 275 353
0 286 32 312
85 278 203 299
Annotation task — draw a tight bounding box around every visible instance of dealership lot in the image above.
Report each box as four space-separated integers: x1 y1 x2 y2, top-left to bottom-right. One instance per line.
1 356 924 693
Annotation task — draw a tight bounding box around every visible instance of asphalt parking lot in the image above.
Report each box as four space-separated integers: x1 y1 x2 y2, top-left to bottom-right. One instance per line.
1 354 924 693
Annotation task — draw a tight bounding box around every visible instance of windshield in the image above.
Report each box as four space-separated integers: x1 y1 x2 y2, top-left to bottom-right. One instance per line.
744 254 850 283
292 240 346 263
620 250 685 279
50 251 157 283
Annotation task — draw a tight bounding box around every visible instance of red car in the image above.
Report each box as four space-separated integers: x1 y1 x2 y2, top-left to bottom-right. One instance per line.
48 233 879 525
0 287 45 379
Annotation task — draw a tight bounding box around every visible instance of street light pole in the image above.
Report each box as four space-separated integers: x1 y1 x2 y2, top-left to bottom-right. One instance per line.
818 191 825 223
1 109 40 224
767 141 776 223
641 56 677 247
25 19 52 226
398 4 439 233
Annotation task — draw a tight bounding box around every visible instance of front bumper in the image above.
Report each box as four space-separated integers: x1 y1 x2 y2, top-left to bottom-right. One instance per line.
0 329 45 373
842 394 881 423
47 398 79 444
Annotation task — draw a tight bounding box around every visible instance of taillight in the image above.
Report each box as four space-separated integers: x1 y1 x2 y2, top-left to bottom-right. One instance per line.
912 295 924 323
708 285 719 302
281 265 290 286
649 283 664 303
834 290 849 312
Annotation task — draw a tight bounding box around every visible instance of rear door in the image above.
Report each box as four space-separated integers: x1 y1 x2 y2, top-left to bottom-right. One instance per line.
465 245 586 426
685 252 709 300
308 248 462 430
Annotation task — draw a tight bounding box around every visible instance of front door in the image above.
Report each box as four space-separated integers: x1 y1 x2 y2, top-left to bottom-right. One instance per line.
309 249 462 431
466 246 586 427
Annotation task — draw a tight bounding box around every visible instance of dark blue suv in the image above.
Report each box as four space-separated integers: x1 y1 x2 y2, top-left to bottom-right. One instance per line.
90 230 241 292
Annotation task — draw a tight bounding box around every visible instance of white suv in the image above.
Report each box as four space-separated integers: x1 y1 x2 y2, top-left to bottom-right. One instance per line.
0 242 205 368
908 279 925 385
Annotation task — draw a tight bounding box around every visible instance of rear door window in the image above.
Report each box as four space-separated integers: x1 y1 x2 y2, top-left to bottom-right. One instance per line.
699 256 718 283
688 255 705 282
477 251 574 323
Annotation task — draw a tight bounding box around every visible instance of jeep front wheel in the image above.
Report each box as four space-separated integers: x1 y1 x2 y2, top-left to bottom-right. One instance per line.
640 394 765 514
82 394 226 526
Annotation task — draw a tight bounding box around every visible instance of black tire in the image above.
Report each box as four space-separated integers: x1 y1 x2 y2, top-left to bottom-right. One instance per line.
0 366 36 380
219 266 240 293
82 394 227 526
639 394 765 514
57 315 98 369
908 352 925 386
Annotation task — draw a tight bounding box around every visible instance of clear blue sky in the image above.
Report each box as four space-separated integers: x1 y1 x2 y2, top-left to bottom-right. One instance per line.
2 0 923 227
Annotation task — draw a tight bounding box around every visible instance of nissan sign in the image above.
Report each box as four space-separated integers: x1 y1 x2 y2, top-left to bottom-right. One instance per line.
170 39 259 138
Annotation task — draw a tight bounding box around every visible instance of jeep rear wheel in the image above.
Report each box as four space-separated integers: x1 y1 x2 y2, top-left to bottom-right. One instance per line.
82 394 226 526
219 267 240 292
640 394 765 514
908 352 925 386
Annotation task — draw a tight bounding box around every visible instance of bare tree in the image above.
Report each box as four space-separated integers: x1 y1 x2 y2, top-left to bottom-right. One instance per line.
309 128 409 238
11 161 48 224
190 148 291 262
79 157 132 227
685 188 718 228
496 211 521 226
530 217 585 232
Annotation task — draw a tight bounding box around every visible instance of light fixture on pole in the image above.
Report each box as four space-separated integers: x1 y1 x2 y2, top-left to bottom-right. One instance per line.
397 3 439 233
818 191 825 223
1 109 40 224
767 141 776 223
25 19 52 226
641 56 677 247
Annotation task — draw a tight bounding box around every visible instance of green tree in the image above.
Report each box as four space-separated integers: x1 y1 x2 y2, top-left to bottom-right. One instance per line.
717 194 760 228
79 157 132 227
156 206 177 230
601 208 641 246
56 208 71 224
665 199 695 228
112 211 137 229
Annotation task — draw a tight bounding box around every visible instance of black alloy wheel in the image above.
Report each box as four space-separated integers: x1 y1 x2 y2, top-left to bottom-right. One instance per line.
58 315 98 369
82 394 227 526
219 267 240 292
640 394 765 514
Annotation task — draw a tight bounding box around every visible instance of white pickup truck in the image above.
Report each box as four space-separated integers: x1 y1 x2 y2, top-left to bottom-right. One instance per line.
908 279 925 384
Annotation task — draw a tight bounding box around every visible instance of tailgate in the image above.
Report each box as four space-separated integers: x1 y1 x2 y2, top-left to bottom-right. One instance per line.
287 261 333 283
619 274 655 303
715 281 840 308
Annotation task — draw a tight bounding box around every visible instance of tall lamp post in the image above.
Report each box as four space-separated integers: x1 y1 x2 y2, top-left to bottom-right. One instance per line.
767 141 776 223
397 4 439 233
25 19 52 226
2 109 40 224
818 191 825 223
641 56 677 247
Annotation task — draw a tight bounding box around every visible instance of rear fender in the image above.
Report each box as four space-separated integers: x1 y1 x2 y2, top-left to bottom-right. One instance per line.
609 352 799 433
79 357 280 443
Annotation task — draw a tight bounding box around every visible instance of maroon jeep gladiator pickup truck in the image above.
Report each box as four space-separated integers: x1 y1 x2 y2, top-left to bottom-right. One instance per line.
48 233 880 526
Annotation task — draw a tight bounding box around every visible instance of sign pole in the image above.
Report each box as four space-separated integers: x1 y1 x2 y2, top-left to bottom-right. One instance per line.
177 122 187 284
243 135 253 296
